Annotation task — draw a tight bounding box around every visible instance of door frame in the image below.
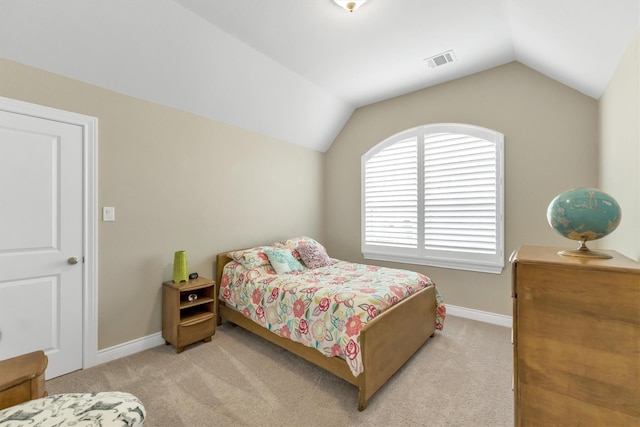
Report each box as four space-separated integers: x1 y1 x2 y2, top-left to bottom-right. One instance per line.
0 96 98 370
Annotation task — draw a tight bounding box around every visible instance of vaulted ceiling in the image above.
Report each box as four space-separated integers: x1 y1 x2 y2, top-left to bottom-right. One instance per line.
0 0 637 152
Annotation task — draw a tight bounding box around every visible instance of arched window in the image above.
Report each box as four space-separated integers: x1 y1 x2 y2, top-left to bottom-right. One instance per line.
361 123 504 274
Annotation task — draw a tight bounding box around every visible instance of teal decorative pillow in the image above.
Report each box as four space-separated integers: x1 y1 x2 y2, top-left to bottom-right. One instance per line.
264 247 304 274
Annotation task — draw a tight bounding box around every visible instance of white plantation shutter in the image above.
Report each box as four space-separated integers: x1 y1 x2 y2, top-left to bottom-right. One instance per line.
362 124 504 274
363 135 418 248
424 133 497 253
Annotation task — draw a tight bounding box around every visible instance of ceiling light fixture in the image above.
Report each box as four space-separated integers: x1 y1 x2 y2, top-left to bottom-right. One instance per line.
333 0 369 13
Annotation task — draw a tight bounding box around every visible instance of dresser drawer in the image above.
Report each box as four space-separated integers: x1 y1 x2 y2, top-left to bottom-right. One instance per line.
178 313 215 345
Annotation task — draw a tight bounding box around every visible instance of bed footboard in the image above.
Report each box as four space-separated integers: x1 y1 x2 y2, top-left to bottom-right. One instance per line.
358 285 437 410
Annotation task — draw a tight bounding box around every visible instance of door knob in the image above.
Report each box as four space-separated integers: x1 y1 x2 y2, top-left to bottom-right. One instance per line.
68 257 79 265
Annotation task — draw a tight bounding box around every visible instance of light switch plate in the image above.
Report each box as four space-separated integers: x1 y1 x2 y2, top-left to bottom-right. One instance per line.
103 207 115 221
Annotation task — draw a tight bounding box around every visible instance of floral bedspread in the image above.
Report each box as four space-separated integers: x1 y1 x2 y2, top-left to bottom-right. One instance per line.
219 259 445 377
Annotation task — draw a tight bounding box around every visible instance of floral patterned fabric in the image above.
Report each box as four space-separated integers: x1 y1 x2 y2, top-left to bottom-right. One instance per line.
219 259 446 377
228 246 272 269
0 392 145 426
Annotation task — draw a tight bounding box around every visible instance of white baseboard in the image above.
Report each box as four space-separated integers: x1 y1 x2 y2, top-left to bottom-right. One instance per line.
92 332 165 367
446 304 512 328
87 305 511 369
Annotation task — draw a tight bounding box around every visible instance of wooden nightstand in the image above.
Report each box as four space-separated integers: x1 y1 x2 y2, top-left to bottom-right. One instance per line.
162 277 216 353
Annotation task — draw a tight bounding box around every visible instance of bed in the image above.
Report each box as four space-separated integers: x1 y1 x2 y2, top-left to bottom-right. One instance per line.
214 237 445 410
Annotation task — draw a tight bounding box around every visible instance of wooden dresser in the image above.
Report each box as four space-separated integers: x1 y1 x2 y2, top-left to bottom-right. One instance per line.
511 246 640 426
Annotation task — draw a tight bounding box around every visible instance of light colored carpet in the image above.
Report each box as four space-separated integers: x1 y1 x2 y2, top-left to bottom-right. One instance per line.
46 315 513 426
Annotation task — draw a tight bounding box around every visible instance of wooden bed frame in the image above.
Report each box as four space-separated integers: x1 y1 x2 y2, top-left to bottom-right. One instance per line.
215 250 437 411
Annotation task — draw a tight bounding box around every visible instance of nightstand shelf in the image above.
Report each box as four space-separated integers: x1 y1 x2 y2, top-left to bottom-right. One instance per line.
162 277 216 353
180 297 214 310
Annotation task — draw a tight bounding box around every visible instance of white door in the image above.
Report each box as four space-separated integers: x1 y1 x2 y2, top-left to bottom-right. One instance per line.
0 106 84 379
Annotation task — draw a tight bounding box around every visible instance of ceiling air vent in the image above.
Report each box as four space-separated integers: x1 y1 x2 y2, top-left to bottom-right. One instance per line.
425 50 456 68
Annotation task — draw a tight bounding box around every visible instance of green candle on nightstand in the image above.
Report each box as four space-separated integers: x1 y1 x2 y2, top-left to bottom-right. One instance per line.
172 250 188 283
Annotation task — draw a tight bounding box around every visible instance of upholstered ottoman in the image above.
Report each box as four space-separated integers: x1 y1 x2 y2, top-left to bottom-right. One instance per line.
0 391 145 426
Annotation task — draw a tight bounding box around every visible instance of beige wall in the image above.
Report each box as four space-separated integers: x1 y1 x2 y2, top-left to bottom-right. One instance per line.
0 58 324 349
2 50 626 346
599 31 640 261
324 62 598 316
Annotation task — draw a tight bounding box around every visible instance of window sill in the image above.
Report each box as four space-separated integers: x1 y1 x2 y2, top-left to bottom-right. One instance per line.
363 252 504 274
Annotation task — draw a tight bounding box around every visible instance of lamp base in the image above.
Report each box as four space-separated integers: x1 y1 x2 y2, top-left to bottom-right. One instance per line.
558 240 612 259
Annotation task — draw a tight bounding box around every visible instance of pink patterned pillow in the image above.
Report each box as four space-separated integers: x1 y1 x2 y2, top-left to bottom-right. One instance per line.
297 243 332 269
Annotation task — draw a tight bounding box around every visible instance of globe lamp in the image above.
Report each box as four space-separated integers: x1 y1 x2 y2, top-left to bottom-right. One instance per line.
546 188 621 259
